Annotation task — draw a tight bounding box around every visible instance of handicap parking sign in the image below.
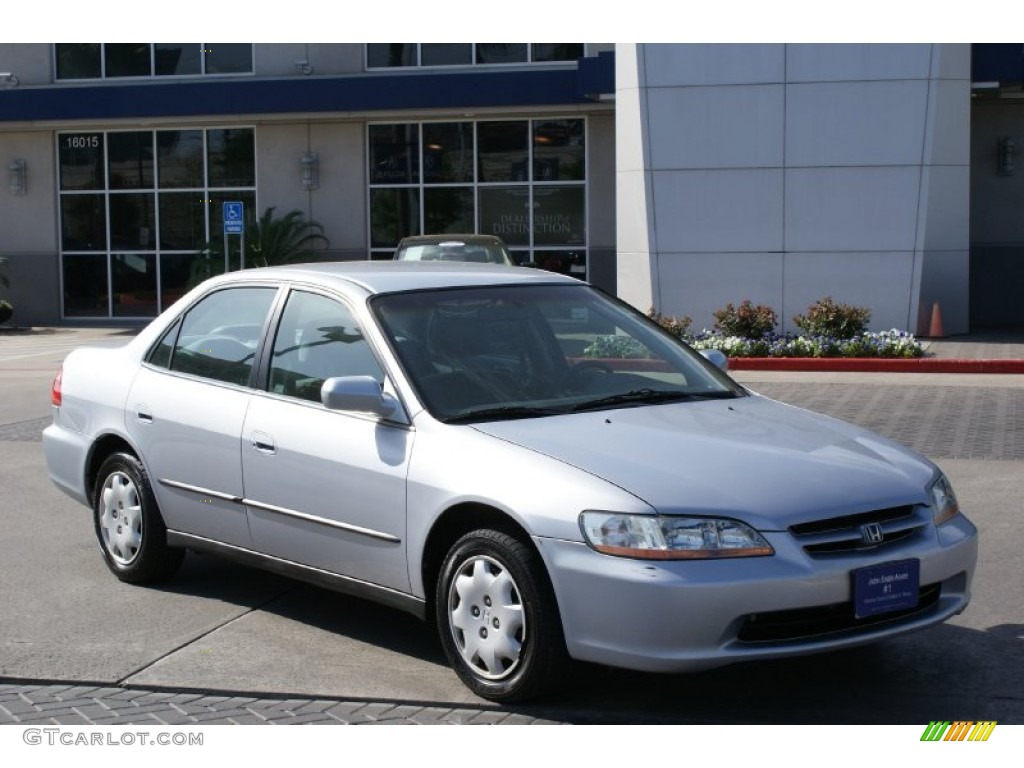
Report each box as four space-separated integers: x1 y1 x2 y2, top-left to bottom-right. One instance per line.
223 201 244 234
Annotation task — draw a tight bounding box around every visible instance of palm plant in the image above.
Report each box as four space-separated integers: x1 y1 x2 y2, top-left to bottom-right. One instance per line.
246 207 329 268
191 207 329 286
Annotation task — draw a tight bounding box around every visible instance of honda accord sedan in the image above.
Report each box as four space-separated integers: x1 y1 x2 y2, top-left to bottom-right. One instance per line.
43 262 978 702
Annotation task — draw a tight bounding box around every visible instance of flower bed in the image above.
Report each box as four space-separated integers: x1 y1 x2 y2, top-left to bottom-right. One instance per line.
687 329 925 359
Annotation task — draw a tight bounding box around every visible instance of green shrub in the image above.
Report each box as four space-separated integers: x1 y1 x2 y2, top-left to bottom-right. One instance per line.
793 296 871 340
712 300 777 338
647 308 692 338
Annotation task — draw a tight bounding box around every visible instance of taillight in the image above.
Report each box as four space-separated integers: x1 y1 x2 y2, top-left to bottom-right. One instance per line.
51 366 63 407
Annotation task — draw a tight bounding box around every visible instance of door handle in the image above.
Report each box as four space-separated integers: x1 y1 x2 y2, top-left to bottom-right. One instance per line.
135 404 153 424
251 431 276 454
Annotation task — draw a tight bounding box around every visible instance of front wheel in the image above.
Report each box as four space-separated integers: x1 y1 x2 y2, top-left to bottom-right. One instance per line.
93 452 183 584
436 529 568 702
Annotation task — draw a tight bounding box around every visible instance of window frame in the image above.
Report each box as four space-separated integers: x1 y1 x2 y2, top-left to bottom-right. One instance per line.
53 43 255 81
366 118 588 277
364 43 584 70
56 126 258 320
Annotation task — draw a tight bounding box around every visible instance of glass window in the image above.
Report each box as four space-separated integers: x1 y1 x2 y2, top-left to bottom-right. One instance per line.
369 124 420 185
62 255 109 317
157 130 204 188
421 44 472 66
105 44 151 77
148 318 181 368
423 122 474 184
59 127 255 318
476 44 527 64
171 287 276 386
533 120 585 182
55 44 100 79
61 195 107 251
424 188 474 234
207 129 255 187
109 193 156 250
479 187 531 246
532 44 583 62
107 132 154 190
478 122 529 183
59 133 104 191
159 193 206 250
160 253 207 309
368 119 587 272
112 253 158 317
370 188 420 248
204 44 253 74
533 186 585 246
155 44 201 76
367 44 417 68
269 291 383 402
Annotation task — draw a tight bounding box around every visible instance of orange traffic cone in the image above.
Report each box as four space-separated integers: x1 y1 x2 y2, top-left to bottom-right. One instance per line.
928 301 945 338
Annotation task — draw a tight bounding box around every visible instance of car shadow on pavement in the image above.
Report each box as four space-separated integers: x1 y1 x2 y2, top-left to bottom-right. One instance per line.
147 553 1022 724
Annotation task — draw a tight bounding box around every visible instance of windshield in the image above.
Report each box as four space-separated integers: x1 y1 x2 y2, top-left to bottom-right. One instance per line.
371 284 744 422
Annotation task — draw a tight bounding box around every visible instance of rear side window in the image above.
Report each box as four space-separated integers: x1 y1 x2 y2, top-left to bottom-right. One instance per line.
269 291 383 403
169 287 277 386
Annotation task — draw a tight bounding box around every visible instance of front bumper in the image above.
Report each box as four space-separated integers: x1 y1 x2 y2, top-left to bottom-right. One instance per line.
535 513 977 673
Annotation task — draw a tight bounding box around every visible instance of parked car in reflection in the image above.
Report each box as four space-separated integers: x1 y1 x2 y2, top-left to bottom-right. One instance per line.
43 262 977 702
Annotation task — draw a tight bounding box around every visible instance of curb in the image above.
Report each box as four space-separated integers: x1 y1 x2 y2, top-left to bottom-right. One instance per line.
727 357 1024 374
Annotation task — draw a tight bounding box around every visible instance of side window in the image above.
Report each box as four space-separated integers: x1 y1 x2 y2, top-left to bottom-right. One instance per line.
169 287 276 386
147 317 181 369
269 291 383 403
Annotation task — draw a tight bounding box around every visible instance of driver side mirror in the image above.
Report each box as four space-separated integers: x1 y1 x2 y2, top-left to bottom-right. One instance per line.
699 349 729 371
321 376 401 418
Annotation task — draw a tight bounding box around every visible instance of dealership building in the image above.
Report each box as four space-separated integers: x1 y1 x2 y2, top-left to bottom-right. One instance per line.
1 43 1022 332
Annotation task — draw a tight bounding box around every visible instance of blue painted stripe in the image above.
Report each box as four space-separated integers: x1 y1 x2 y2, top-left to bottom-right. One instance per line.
0 60 614 123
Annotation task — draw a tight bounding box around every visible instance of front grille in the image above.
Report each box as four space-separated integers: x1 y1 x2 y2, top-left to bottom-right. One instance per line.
737 583 941 643
789 505 931 556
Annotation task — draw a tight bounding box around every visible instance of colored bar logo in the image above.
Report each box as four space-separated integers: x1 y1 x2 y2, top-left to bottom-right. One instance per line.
920 721 997 741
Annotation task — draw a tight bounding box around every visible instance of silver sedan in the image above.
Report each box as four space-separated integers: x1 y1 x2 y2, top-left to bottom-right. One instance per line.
43 262 978 702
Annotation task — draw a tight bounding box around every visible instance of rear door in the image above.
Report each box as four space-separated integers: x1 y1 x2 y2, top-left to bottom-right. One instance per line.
126 285 279 546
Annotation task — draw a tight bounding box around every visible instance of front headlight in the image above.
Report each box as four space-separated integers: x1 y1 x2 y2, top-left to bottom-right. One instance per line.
930 473 960 526
579 511 774 560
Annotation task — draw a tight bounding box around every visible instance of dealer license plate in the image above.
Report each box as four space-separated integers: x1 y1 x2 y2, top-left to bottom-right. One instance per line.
853 559 920 619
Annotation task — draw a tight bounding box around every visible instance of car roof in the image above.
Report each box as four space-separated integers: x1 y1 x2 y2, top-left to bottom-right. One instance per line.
214 260 580 296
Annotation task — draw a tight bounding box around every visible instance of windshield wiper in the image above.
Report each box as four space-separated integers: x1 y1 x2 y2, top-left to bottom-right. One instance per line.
570 388 737 413
442 405 566 424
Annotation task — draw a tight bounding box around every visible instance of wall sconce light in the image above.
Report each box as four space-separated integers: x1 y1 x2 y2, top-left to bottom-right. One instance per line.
300 152 319 190
9 159 26 195
998 136 1015 176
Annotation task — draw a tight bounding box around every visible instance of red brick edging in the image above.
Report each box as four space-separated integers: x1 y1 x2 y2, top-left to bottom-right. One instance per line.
726 357 1024 374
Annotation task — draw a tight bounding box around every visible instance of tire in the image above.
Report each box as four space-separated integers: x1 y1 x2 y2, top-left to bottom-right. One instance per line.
92 452 184 584
436 529 569 702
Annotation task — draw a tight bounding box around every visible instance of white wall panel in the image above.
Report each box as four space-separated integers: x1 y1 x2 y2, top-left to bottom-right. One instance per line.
642 44 784 86
786 81 928 167
785 167 921 252
648 85 784 169
652 169 784 253
655 252 784 329
783 252 917 332
786 44 932 82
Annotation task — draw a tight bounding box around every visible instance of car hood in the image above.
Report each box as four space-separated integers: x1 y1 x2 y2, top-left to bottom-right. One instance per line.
470 395 936 530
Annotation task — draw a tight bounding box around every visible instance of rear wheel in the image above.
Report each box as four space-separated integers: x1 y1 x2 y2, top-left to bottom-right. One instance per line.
436 529 568 702
93 452 183 584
